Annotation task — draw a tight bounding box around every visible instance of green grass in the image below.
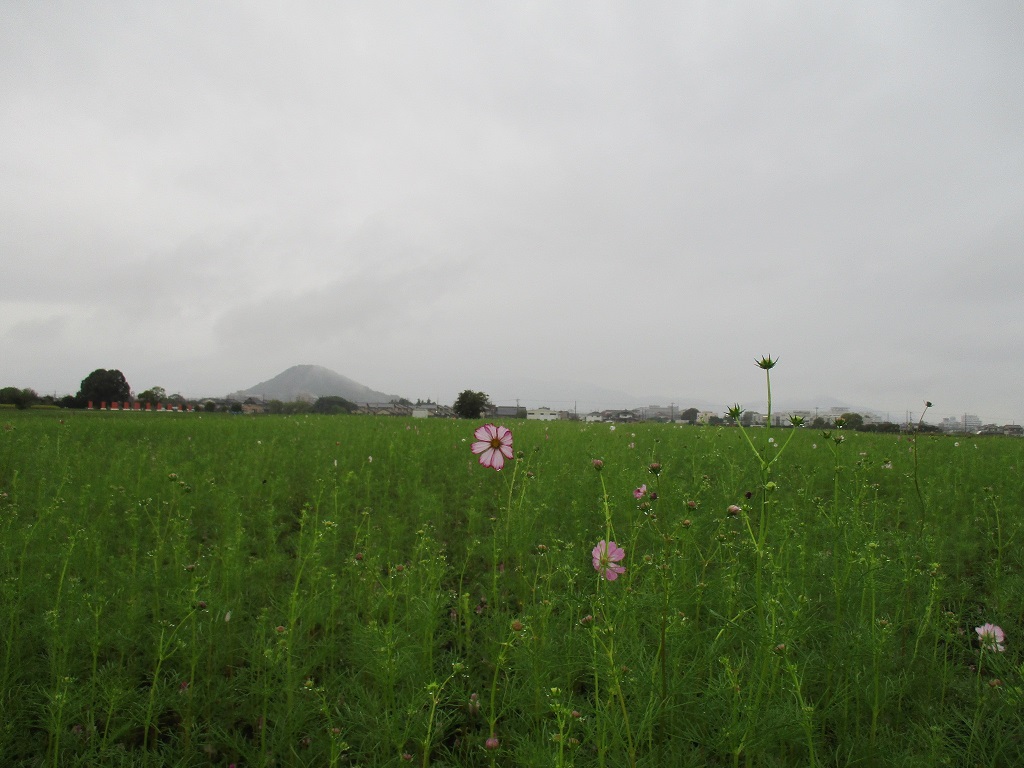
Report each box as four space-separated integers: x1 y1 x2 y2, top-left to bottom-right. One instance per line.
0 409 1022 767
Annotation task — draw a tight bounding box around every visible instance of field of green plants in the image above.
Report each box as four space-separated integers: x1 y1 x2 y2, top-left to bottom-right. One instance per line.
2 395 1022 766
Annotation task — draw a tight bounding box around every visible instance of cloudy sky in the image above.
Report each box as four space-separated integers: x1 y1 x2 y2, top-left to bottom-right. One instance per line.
2 2 1022 423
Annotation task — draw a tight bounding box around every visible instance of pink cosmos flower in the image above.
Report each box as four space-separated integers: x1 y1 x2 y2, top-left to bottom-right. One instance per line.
471 424 513 471
592 540 626 581
633 484 647 500
976 623 1006 652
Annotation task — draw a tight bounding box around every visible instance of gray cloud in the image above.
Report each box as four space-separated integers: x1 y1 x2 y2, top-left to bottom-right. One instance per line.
1 2 1022 422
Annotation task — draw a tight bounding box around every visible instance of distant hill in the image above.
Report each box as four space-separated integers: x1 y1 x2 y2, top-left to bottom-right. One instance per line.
227 365 401 404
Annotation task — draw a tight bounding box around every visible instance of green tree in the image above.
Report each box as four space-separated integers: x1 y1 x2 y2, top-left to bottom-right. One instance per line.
840 412 865 430
313 396 356 414
77 369 131 405
679 407 699 424
453 390 491 419
0 387 39 409
136 386 167 405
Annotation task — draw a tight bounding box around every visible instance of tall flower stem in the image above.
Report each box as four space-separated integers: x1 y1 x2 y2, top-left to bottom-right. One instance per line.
422 664 461 768
598 473 614 544
590 583 636 768
728 356 785 633
490 456 521 610
911 401 931 535
486 639 512 767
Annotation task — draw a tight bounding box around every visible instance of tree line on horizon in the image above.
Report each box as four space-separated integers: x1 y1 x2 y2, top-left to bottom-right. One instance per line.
0 372 938 433
0 369 209 411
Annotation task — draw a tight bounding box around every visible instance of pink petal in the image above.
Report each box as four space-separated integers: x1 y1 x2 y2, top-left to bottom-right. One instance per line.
603 563 625 581
478 446 505 470
474 424 497 442
470 440 491 455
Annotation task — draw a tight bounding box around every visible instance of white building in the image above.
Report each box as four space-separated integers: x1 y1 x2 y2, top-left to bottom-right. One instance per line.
941 414 983 433
526 408 559 421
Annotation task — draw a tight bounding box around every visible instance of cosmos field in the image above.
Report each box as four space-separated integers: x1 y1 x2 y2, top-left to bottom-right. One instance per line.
1 404 1022 767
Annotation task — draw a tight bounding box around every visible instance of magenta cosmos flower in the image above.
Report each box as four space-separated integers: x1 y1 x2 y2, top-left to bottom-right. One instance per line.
976 623 1006 652
592 540 626 581
633 484 647 500
471 424 514 471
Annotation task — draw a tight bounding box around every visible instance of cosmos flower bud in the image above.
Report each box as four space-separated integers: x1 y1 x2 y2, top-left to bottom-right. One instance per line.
755 355 778 370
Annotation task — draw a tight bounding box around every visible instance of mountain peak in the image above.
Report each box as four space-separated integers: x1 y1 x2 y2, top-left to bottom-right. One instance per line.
227 365 400 404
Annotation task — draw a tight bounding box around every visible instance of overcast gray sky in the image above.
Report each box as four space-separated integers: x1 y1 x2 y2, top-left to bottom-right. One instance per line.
2 2 1022 423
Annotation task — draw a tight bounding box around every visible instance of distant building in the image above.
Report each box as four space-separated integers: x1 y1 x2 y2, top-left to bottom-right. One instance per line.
770 410 813 426
641 405 677 422
410 403 456 418
526 407 561 421
600 410 639 423
484 405 525 420
358 402 413 416
942 414 982 433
